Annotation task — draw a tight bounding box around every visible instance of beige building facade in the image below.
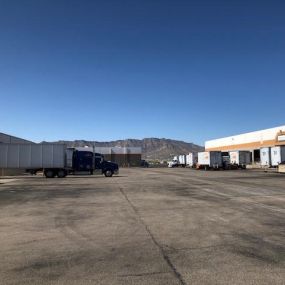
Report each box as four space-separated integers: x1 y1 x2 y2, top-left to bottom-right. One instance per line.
205 125 285 163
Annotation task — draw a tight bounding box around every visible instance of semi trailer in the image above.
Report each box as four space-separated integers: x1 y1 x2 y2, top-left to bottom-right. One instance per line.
271 146 285 167
198 151 223 169
260 147 271 167
186 152 198 168
229 151 251 168
0 143 119 178
178 155 186 167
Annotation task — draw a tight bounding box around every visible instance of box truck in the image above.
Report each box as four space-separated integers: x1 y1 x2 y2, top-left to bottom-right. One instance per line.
198 151 222 169
271 146 285 167
168 155 186 168
186 152 198 167
260 147 271 167
178 155 186 167
229 151 251 168
0 143 119 178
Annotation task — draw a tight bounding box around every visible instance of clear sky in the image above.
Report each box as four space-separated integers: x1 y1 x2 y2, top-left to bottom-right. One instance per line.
0 0 284 145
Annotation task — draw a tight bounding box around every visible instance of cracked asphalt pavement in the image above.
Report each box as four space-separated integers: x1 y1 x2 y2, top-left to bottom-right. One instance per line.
0 168 284 284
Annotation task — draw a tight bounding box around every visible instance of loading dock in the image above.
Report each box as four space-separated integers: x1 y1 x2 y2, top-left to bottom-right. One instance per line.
205 125 285 167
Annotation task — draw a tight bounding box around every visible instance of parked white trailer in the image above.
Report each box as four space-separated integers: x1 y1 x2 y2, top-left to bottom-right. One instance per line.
198 151 222 169
229 151 251 168
271 146 285 167
178 155 186 166
260 147 271 167
186 152 198 167
0 143 65 169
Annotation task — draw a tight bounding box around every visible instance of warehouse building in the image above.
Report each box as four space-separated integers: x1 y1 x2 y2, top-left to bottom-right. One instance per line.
0 132 33 176
75 146 142 167
0 132 32 144
95 147 142 167
205 125 285 163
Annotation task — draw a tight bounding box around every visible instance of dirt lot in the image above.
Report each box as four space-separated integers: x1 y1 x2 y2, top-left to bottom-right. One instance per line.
0 168 284 285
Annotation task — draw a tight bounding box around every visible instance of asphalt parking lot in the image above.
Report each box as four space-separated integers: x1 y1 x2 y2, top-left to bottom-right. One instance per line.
0 168 284 285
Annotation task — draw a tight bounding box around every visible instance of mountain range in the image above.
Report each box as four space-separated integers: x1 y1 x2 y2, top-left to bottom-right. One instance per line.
51 138 204 160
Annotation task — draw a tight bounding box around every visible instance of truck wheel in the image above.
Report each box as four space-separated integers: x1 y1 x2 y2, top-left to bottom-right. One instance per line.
57 169 67 178
44 169 55 178
104 170 113 177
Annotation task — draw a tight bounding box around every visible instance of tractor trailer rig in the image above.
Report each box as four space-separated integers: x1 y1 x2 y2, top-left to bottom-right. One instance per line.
0 143 119 178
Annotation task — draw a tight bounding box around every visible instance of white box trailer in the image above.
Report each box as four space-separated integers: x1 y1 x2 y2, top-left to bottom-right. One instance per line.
271 146 285 166
229 151 251 167
178 155 186 166
0 143 65 169
198 151 222 169
186 152 198 167
260 147 271 167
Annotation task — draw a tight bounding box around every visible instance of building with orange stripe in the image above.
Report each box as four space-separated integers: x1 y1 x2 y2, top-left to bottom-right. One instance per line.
205 125 285 163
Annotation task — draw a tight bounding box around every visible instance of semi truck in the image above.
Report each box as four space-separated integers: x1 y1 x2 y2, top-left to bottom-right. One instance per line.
0 143 119 178
168 155 186 168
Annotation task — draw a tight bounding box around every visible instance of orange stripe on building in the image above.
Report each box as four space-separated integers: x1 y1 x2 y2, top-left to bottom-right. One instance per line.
206 139 285 151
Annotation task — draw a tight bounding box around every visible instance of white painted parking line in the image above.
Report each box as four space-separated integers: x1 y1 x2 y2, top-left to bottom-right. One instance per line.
0 179 17 184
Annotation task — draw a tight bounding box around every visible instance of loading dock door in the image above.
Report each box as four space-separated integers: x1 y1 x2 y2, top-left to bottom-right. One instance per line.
253 149 260 163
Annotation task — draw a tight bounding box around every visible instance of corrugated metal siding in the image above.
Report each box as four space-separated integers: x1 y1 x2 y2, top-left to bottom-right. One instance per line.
95 147 112 154
73 147 142 167
94 147 142 167
0 133 33 176
0 133 33 144
0 143 66 169
95 147 142 154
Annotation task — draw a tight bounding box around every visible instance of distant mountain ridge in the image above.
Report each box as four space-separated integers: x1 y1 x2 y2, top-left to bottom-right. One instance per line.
50 138 204 160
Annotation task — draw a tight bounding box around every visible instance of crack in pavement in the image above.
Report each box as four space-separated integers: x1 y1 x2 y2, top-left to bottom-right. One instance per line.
118 271 169 277
118 186 187 285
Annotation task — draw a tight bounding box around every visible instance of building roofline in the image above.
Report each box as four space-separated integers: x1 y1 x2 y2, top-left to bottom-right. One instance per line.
0 132 34 143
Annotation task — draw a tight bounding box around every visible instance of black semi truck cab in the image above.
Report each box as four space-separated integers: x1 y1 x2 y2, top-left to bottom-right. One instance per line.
43 149 119 178
70 150 118 177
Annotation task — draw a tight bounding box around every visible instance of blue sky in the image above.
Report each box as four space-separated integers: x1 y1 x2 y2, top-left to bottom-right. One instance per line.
0 0 284 145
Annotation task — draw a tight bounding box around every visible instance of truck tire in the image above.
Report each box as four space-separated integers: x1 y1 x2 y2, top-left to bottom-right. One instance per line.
57 169 67 178
104 170 113 177
44 169 55 178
